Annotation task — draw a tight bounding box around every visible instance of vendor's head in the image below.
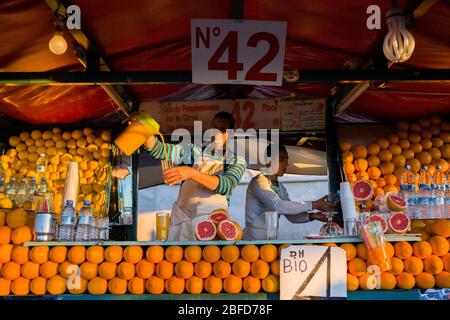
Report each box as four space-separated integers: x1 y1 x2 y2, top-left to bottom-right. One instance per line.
211 111 235 149
265 143 289 177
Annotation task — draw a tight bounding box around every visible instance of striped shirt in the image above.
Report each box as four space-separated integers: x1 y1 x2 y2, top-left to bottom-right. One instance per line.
144 139 247 202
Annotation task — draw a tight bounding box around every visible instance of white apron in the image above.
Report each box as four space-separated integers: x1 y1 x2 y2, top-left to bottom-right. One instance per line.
168 155 228 241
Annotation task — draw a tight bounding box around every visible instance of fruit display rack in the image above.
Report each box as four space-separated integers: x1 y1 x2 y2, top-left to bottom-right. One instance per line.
0 236 436 300
22 236 422 247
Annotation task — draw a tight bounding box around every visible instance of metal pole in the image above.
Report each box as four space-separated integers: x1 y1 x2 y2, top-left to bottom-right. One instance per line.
1 70 450 86
131 151 139 241
325 98 340 195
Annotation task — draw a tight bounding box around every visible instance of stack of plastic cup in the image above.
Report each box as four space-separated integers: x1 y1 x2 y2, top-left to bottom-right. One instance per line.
340 182 358 235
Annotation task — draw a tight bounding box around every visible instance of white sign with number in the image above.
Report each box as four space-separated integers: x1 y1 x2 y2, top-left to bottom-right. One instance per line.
191 19 287 86
280 245 347 300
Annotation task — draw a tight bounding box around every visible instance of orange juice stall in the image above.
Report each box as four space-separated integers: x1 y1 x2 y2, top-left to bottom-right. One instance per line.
0 0 449 300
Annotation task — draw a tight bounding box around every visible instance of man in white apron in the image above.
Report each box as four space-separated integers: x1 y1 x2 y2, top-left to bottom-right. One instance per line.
244 144 333 240
144 112 247 241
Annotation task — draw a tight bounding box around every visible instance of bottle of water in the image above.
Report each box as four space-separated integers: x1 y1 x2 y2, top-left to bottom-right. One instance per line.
99 216 110 241
75 200 93 241
6 177 17 201
399 165 416 219
445 170 450 219
90 215 100 241
25 177 37 209
0 160 5 185
26 178 37 199
431 166 446 219
58 200 76 241
37 177 48 196
14 178 28 208
417 166 433 219
35 154 47 183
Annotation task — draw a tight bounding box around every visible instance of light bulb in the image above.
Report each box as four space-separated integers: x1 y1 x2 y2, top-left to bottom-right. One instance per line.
49 31 67 55
283 70 299 82
383 8 415 63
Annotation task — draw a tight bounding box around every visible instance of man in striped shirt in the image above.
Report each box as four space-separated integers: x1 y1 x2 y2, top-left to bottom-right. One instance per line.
144 112 247 241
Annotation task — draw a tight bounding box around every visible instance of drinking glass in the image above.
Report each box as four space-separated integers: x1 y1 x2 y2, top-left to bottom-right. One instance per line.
344 219 358 236
265 211 279 240
161 159 174 184
156 211 170 241
319 211 344 236
119 208 133 225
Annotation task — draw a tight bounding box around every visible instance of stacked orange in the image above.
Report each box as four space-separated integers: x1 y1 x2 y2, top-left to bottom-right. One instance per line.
340 114 450 201
345 219 450 291
0 236 281 295
0 211 448 296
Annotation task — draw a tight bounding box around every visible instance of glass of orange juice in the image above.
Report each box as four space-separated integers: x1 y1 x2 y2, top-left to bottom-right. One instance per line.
156 211 170 241
161 159 174 184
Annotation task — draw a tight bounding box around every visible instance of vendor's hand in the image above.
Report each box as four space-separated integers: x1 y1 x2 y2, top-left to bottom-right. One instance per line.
164 166 196 185
312 196 337 212
309 212 328 222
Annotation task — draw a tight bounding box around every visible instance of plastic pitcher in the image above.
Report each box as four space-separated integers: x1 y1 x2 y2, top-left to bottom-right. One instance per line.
115 111 161 156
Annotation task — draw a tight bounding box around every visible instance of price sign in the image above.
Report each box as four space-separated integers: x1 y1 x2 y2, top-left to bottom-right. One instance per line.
191 19 287 86
279 98 326 131
280 245 347 300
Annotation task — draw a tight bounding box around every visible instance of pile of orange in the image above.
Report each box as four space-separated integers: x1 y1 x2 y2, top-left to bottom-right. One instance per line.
340 114 450 200
0 211 448 296
345 219 450 291
0 225 280 296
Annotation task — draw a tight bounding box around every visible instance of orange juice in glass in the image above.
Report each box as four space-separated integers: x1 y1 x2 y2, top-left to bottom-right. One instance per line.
156 212 170 241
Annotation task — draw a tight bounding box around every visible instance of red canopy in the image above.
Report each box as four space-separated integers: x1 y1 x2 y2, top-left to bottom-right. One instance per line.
0 0 449 124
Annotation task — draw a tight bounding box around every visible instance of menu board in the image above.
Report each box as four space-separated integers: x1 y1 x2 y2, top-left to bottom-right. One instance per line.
279 98 326 131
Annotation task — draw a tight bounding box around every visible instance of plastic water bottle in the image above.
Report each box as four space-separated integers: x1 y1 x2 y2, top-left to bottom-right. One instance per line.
98 216 110 241
90 215 100 241
26 178 37 199
399 165 416 219
0 161 5 185
417 166 433 219
431 166 446 219
24 178 37 209
58 200 76 241
445 171 450 219
35 154 47 183
6 177 17 201
14 178 28 208
75 200 93 241
37 177 48 196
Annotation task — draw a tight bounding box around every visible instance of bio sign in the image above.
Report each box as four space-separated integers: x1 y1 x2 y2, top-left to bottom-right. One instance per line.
280 245 347 300
191 19 287 86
